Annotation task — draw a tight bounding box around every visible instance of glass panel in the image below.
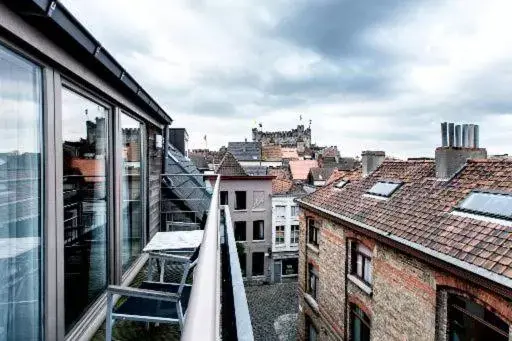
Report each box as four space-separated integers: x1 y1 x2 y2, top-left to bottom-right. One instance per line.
335 180 347 188
276 226 285 244
276 205 286 218
120 113 142 271
291 205 299 217
62 88 109 332
356 254 363 277
252 252 264 276
367 181 401 197
253 220 264 240
252 191 265 210
291 225 299 244
282 258 298 275
234 221 246 241
0 44 42 341
364 258 372 283
459 192 512 219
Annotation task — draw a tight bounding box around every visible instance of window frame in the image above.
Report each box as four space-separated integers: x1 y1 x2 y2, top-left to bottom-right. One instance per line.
275 225 285 245
366 180 402 198
234 190 247 210
234 221 247 241
307 263 319 300
455 189 512 221
252 220 265 241
350 242 373 286
307 218 319 247
252 252 265 276
291 205 299 217
220 190 229 206
349 303 371 341
290 224 300 245
276 205 286 219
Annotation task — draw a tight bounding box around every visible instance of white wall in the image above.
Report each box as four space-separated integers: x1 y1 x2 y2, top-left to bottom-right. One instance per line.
271 196 300 253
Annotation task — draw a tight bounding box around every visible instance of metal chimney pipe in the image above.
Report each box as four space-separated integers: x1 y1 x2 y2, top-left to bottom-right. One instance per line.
474 125 480 148
441 122 448 147
455 125 461 147
462 124 469 147
468 124 475 148
448 123 455 147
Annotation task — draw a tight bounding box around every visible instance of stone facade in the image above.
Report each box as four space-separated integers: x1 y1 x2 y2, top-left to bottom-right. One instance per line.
297 209 512 341
252 124 312 148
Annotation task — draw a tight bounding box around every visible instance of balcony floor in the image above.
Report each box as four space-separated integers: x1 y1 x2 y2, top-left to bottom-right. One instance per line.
91 261 187 341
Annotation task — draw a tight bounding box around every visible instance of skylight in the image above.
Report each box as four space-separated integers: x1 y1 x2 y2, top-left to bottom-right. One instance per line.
457 191 512 220
335 180 348 189
367 181 402 197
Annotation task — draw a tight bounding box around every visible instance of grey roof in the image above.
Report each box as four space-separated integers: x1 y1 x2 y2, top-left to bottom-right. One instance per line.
216 152 248 176
243 165 268 176
309 167 335 182
227 142 261 161
188 153 209 170
323 157 360 171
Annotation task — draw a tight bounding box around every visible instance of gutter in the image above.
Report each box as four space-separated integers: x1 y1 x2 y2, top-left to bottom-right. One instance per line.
8 0 172 124
297 199 512 298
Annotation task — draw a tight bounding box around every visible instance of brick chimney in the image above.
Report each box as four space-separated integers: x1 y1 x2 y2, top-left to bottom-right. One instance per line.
362 151 385 177
435 122 486 179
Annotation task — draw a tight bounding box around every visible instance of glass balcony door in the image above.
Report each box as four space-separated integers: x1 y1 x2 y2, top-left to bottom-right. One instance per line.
0 44 43 341
61 88 110 332
120 112 144 272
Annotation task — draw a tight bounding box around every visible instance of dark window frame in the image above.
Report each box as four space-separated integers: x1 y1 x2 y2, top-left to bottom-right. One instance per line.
220 191 229 206
252 220 264 241
235 191 247 210
350 241 373 286
307 218 319 247
307 263 318 300
366 180 403 198
275 225 285 245
455 189 512 221
349 303 371 341
252 252 265 276
234 221 246 241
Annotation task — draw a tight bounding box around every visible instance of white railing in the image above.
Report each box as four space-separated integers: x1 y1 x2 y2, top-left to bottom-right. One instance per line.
181 175 221 340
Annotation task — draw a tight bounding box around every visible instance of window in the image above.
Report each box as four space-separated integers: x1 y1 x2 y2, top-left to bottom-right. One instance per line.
252 252 265 276
291 205 300 217
235 191 247 210
336 180 349 188
120 112 143 272
62 88 109 332
350 242 373 285
234 221 246 241
291 225 299 245
308 264 319 300
252 190 265 210
456 190 512 220
0 44 43 341
275 225 285 245
220 191 229 205
282 258 298 276
367 181 402 198
307 218 319 247
350 303 371 341
253 220 264 240
447 294 508 341
306 318 318 341
276 205 286 219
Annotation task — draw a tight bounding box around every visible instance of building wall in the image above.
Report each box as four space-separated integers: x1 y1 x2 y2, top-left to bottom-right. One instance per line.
252 124 312 148
220 178 273 282
297 209 512 341
147 125 162 239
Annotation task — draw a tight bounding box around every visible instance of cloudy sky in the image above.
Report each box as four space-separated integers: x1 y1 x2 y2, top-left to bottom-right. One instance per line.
62 0 512 158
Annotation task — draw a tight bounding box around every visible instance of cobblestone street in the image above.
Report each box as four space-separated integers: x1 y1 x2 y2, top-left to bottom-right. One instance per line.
245 282 298 341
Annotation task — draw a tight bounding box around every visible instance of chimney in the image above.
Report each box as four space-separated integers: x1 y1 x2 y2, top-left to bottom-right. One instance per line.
362 151 385 177
168 128 189 156
435 122 486 179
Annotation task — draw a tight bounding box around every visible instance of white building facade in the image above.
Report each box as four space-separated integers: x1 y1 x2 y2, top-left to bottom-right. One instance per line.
271 195 300 283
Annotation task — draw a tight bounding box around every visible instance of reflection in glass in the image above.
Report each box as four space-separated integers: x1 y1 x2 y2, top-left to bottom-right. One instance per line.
0 44 42 341
120 113 142 271
62 88 109 332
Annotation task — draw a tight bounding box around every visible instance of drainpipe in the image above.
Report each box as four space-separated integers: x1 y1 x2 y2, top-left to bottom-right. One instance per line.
344 239 349 341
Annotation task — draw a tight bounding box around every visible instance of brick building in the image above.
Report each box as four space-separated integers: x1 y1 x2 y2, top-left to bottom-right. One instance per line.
296 123 512 341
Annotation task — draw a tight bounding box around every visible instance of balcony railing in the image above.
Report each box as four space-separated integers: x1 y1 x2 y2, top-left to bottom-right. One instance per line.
160 174 254 340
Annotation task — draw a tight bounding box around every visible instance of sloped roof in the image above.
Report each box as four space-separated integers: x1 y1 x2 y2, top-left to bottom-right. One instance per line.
243 165 268 176
320 146 339 158
227 142 261 161
281 148 299 160
268 167 291 180
272 178 308 196
216 152 248 176
299 158 512 285
289 160 318 181
326 167 363 185
188 153 209 170
262 145 283 161
309 167 335 182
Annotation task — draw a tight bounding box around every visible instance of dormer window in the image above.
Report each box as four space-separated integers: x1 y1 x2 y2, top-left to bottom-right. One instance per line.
335 180 348 189
366 181 402 198
456 190 512 220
